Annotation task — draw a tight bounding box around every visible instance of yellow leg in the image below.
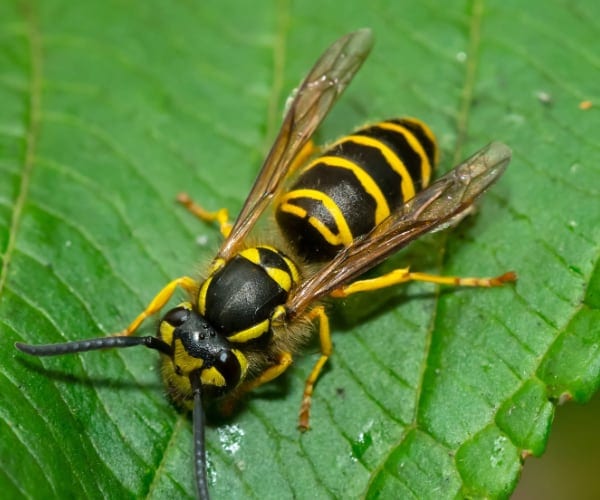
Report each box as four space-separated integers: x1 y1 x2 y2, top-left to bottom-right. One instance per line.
220 352 293 415
298 305 331 432
176 193 232 238
239 351 293 393
330 268 517 298
289 139 318 174
117 276 198 336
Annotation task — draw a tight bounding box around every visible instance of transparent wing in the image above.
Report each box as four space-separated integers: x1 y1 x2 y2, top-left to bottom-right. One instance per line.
218 28 374 260
286 142 512 318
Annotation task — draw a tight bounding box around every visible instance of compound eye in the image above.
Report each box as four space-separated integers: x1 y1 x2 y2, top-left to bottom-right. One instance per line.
213 349 242 389
162 306 191 327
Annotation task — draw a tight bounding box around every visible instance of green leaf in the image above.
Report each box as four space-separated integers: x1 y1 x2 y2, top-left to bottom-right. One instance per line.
1 0 598 498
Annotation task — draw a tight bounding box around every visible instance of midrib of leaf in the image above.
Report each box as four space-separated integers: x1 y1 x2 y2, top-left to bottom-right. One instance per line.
146 415 190 499
0 0 41 297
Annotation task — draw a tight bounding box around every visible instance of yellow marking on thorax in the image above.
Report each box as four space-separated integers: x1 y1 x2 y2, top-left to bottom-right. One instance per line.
281 255 301 285
227 318 270 343
207 258 225 275
239 246 295 291
197 277 212 315
267 267 293 292
239 247 261 264
256 244 279 254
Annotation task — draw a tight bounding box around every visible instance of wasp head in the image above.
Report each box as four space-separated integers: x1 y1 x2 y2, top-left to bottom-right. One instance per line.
159 302 248 402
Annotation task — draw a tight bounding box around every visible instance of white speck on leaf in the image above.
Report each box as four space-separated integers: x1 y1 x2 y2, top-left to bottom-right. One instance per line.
195 235 209 246
218 424 245 455
490 436 508 467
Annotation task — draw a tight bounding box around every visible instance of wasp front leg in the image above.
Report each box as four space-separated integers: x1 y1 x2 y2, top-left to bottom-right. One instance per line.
238 352 294 393
117 276 198 335
220 351 293 416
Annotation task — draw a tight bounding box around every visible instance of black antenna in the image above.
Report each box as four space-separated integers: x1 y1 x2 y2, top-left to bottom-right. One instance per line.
191 371 210 500
15 336 212 497
15 335 172 357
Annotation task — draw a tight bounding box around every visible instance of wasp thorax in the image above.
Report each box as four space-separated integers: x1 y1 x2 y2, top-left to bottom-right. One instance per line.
159 304 248 398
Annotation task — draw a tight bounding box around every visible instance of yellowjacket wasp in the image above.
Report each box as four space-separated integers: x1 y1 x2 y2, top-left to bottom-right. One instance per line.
16 28 515 499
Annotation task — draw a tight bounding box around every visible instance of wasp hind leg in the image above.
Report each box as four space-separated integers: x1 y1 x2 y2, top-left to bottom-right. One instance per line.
117 276 198 336
289 139 319 174
176 193 232 238
298 305 331 431
330 268 516 298
176 139 317 238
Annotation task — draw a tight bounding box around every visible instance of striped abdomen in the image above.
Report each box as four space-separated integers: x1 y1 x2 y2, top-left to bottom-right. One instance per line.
276 118 438 261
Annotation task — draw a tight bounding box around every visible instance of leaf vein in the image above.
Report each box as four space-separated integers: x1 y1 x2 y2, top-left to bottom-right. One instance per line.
0 0 42 300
